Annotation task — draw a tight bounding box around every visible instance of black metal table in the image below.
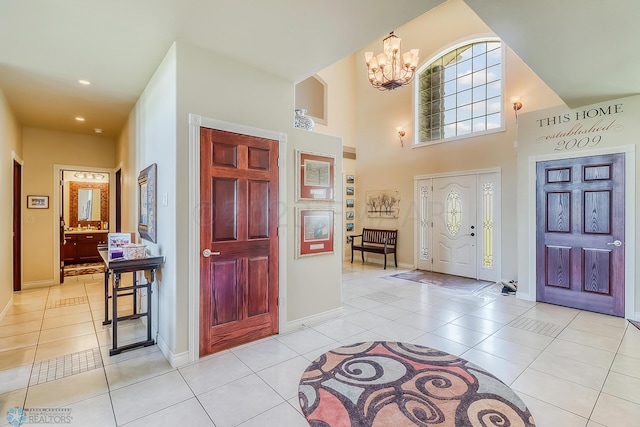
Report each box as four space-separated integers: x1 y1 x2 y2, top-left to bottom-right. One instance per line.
98 247 164 355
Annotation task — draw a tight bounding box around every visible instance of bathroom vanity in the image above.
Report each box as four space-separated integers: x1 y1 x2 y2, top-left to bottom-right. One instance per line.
63 230 109 264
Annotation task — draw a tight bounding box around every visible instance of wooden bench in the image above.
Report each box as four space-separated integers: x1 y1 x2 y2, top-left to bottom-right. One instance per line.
351 228 397 269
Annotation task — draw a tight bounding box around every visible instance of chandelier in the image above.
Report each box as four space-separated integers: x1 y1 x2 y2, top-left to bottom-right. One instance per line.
364 31 419 91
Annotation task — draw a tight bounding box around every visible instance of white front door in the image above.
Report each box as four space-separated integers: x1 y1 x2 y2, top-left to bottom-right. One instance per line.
432 175 478 278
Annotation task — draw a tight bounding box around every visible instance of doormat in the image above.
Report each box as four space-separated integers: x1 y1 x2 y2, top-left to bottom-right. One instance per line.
389 270 501 297
64 262 105 277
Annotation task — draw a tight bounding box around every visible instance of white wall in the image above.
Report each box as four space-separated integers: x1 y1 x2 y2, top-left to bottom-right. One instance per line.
516 95 640 318
0 89 21 318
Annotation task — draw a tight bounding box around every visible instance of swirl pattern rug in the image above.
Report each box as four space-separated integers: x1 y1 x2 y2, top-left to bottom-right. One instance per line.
298 342 535 427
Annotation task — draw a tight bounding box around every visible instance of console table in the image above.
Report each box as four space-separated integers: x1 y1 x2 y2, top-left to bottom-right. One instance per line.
98 246 165 356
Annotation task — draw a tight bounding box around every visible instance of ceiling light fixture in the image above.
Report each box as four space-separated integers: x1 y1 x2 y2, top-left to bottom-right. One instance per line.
78 79 91 85
365 31 419 91
74 172 104 180
75 117 85 122
94 128 103 134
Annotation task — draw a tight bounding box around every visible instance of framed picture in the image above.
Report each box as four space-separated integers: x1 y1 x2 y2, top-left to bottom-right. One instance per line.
366 189 401 218
346 175 355 184
346 222 354 232
346 211 354 220
296 150 335 201
296 208 335 258
27 195 49 209
138 163 157 243
346 186 354 196
346 199 354 208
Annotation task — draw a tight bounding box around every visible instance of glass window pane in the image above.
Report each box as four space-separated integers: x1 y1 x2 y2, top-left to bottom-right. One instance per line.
457 120 472 135
446 189 462 235
457 89 472 106
487 41 501 52
430 99 443 114
473 54 486 70
444 94 457 110
458 105 471 121
472 69 486 86
444 109 456 125
444 80 456 96
487 96 501 113
457 59 472 77
444 123 456 138
444 64 457 82
487 64 501 82
487 112 501 129
473 117 486 132
458 45 473 61
443 50 457 66
487 81 501 98
472 101 486 118
473 85 486 102
457 74 472 92
473 42 486 57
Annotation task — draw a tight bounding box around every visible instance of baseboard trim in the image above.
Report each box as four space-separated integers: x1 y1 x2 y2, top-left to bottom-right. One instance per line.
347 258 414 270
0 296 13 322
282 306 344 334
156 333 190 368
22 280 54 290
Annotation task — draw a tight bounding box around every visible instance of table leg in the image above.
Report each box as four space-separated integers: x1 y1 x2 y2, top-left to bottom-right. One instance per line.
147 270 154 342
112 272 119 353
103 269 110 325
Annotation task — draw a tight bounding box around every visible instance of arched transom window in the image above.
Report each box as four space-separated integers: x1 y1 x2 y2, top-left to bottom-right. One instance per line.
415 39 503 145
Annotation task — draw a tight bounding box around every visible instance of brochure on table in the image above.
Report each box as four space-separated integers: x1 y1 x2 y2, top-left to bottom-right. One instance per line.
107 233 132 261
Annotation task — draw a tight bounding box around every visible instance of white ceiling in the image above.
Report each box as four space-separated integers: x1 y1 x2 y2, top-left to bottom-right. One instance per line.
0 0 638 138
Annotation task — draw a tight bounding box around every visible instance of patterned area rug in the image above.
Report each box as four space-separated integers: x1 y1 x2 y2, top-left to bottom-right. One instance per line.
299 342 535 426
390 270 501 297
63 262 105 277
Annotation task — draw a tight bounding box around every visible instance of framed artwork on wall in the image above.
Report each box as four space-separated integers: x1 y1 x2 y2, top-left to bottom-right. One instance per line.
138 163 157 243
365 189 400 218
346 199 354 208
346 222 354 232
296 150 335 201
346 175 355 184
346 186 354 196
296 208 335 258
27 195 49 209
346 211 354 220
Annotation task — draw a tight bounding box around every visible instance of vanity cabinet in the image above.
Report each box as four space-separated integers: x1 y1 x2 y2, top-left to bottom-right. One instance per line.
63 232 108 264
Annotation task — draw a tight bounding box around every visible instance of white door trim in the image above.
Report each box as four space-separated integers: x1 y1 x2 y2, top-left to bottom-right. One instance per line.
526 145 636 319
414 168 501 282
187 113 287 364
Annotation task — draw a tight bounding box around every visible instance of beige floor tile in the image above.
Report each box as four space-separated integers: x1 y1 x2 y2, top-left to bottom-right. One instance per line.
602 371 640 405
59 393 117 427
557 327 622 352
122 397 214 427
517 392 588 427
492 325 555 350
461 348 527 385
0 310 44 327
0 346 36 370
617 327 640 358
511 368 599 418
474 335 542 365
573 310 628 328
530 351 608 390
0 365 32 394
41 310 93 330
0 332 40 352
104 350 174 390
520 305 578 326
33 333 98 362
430 323 489 347
38 321 96 344
567 317 626 340
590 392 640 426
5 302 46 315
43 303 91 318
610 353 640 379
0 388 27 422
25 369 108 408
0 320 43 338
544 339 615 369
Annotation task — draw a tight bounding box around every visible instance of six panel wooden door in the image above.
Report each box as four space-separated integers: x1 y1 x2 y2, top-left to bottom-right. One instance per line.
536 154 625 316
199 127 279 356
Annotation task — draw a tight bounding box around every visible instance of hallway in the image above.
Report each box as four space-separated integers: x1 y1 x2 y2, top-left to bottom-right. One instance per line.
1 264 640 426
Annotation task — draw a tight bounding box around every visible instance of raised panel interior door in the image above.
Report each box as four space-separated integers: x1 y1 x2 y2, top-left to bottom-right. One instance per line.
536 153 625 316
199 127 279 356
432 175 477 278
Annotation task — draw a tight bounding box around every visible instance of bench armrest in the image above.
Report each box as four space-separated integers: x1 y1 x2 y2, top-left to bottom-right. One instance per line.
351 234 363 246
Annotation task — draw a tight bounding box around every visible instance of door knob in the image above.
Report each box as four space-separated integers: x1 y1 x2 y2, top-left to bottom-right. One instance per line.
607 240 622 247
202 249 221 257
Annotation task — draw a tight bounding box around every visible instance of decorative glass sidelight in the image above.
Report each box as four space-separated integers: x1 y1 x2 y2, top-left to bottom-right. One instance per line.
419 185 430 260
482 181 494 268
445 189 462 235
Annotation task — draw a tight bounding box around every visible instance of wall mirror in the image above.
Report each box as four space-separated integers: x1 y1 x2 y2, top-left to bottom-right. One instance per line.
63 171 109 229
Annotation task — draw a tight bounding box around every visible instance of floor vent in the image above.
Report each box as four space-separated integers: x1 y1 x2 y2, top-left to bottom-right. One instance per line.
509 317 564 337
29 348 103 386
48 296 89 309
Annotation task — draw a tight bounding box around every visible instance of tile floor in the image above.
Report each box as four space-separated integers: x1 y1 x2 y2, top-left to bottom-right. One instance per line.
1 263 640 426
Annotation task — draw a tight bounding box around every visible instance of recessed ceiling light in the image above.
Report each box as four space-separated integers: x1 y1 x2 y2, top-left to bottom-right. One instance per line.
75 117 85 122
94 128 103 134
78 79 91 85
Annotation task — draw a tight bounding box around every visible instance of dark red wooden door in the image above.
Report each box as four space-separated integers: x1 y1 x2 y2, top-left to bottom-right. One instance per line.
199 127 279 356
536 153 625 316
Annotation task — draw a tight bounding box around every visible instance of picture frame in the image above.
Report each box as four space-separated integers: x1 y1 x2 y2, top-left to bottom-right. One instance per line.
346 211 354 220
296 150 335 201
296 208 335 258
346 175 355 184
346 222 354 232
346 186 354 196
27 195 49 209
346 199 354 208
366 188 401 218
138 163 157 243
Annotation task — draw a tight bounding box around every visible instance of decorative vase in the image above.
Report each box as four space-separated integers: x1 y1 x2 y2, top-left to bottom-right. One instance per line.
294 109 315 131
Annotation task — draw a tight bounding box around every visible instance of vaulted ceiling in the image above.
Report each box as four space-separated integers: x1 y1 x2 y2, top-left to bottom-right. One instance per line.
0 0 637 138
